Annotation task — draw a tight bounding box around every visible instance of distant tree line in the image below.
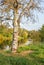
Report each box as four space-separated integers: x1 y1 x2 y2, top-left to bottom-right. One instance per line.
0 24 44 49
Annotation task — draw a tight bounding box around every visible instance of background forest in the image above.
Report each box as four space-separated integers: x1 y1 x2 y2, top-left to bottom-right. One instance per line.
0 23 44 49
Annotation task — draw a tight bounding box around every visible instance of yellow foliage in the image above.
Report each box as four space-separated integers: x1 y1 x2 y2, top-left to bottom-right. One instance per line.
18 36 23 41
0 34 4 44
0 34 11 45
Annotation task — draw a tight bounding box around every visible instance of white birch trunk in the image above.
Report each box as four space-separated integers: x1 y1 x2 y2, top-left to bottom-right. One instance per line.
12 10 19 52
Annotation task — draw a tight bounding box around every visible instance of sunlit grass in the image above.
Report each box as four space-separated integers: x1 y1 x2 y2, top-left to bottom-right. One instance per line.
0 42 44 65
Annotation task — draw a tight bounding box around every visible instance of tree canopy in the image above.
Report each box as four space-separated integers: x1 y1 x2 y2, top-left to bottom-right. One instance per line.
0 0 44 23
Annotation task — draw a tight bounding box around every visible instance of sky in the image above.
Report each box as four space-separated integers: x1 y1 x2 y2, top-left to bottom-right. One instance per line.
20 12 44 31
20 0 44 31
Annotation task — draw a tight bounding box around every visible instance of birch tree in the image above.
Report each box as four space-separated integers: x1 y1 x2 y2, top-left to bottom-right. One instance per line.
0 0 44 52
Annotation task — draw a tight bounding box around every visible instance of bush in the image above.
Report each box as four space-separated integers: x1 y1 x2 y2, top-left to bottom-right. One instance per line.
17 46 30 53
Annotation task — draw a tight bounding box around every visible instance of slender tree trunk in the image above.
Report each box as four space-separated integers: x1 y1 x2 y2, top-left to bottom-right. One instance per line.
12 9 19 53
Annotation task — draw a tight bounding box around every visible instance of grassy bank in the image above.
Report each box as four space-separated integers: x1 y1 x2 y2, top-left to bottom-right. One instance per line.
0 53 44 65
17 42 44 53
0 42 44 65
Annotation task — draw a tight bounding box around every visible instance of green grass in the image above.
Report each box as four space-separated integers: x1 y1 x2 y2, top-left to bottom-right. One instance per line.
17 42 44 53
0 53 44 65
17 42 44 65
0 42 44 65
27 51 44 65
0 54 32 65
